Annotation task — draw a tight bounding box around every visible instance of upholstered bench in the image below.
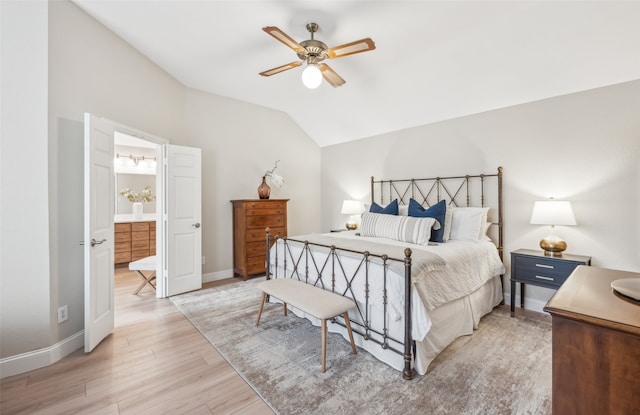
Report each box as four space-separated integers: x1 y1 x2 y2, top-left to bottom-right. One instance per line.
256 278 357 373
129 255 156 295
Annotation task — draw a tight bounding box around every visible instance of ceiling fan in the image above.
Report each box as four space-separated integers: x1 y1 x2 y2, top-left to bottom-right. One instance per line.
259 23 376 89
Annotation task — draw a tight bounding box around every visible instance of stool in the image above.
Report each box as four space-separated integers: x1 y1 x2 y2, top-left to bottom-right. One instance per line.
129 255 157 295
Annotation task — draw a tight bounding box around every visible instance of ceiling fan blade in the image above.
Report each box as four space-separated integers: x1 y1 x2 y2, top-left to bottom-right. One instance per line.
262 26 304 53
327 38 376 59
259 61 303 77
319 64 345 88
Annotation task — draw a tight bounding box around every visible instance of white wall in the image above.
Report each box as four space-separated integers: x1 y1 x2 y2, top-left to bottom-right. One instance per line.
1 0 51 359
1 0 322 375
321 80 640 312
182 89 321 277
46 0 186 356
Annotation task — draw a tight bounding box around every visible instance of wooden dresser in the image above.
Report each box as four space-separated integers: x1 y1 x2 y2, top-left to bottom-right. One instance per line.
231 199 288 280
114 220 156 264
544 266 640 414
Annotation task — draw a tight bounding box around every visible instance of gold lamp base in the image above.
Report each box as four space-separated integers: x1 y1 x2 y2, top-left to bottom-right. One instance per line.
540 235 567 257
345 222 357 230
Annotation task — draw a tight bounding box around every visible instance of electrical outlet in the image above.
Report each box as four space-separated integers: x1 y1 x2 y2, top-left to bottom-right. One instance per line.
201 256 205 265
57 305 68 323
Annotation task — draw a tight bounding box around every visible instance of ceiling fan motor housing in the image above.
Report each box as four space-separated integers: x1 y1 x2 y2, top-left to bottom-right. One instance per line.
297 39 328 63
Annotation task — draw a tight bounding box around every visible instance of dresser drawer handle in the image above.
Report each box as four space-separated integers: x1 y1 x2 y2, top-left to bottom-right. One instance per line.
535 263 554 269
535 275 554 281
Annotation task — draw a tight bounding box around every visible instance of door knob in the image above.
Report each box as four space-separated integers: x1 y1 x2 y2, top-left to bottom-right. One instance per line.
91 238 106 247
192 223 201 228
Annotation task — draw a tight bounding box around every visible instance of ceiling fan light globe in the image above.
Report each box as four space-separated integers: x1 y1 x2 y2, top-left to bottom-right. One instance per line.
302 64 322 89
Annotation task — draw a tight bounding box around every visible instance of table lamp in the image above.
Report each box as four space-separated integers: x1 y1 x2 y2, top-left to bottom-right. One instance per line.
341 200 364 230
530 199 576 257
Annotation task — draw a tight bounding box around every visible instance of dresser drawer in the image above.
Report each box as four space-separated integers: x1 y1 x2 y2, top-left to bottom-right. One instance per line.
115 223 131 233
115 232 132 243
245 201 286 211
246 241 266 258
132 222 150 232
115 241 131 253
131 249 150 262
246 256 266 274
247 214 285 229
247 226 286 243
115 251 131 264
247 207 286 216
132 240 150 250
132 231 149 241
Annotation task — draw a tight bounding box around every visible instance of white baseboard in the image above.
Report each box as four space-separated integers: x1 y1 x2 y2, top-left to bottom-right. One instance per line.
203 268 234 283
503 293 549 314
0 331 84 379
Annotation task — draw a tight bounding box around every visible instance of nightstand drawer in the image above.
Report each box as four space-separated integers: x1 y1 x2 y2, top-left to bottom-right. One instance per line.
514 257 579 286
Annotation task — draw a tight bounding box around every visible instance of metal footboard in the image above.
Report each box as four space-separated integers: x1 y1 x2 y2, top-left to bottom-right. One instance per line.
266 229 415 380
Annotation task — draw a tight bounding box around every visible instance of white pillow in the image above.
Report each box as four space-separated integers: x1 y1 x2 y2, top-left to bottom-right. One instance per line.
443 206 454 242
398 205 409 216
446 207 490 242
483 222 493 242
360 212 437 245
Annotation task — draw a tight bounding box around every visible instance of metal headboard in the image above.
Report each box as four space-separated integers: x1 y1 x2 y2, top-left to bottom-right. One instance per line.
370 166 504 261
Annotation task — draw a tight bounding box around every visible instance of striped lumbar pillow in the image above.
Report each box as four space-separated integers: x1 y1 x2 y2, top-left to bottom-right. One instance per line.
359 212 439 245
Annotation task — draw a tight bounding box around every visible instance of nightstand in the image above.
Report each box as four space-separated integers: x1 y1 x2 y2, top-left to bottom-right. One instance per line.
510 249 591 317
330 229 348 233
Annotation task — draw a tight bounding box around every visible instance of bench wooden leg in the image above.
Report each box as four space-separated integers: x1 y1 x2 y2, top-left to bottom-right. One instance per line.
256 292 267 326
321 319 327 373
343 312 357 354
283 302 287 316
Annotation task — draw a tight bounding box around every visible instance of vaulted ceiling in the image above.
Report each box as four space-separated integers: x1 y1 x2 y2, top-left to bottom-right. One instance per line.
73 1 640 147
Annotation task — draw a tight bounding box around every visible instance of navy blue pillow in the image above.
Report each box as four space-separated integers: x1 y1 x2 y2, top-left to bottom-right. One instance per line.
408 199 446 242
369 199 399 215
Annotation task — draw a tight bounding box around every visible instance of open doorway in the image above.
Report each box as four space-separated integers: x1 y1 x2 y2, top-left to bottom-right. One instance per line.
84 113 203 352
113 132 159 314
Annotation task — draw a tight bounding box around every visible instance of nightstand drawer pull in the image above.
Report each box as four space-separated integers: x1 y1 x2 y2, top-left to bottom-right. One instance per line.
535 263 554 269
535 275 554 281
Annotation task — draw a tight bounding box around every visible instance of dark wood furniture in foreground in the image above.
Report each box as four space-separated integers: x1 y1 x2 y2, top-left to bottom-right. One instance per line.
231 199 288 280
544 266 640 415
510 249 590 316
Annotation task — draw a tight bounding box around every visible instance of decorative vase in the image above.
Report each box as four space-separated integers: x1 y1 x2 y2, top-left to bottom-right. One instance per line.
132 202 143 219
257 176 271 199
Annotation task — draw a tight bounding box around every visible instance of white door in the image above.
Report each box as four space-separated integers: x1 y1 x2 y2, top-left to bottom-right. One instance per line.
83 113 115 352
163 144 202 296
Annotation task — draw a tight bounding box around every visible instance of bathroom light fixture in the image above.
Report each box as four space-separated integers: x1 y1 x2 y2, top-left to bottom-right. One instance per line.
530 199 576 256
341 200 364 230
114 153 156 166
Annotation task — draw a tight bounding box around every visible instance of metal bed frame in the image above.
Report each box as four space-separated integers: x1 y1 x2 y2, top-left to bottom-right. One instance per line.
266 167 503 380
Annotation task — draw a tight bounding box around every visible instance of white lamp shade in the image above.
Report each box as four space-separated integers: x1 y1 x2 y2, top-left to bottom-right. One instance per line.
301 64 322 89
341 200 364 215
530 200 576 226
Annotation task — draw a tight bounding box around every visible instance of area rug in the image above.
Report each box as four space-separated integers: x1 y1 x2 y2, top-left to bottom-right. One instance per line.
171 278 551 415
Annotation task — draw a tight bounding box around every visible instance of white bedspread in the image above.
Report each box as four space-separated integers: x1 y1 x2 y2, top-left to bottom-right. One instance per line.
268 231 505 374
269 232 504 341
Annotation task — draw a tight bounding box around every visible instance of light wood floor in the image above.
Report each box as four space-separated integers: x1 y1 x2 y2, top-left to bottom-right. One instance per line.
0 268 274 415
